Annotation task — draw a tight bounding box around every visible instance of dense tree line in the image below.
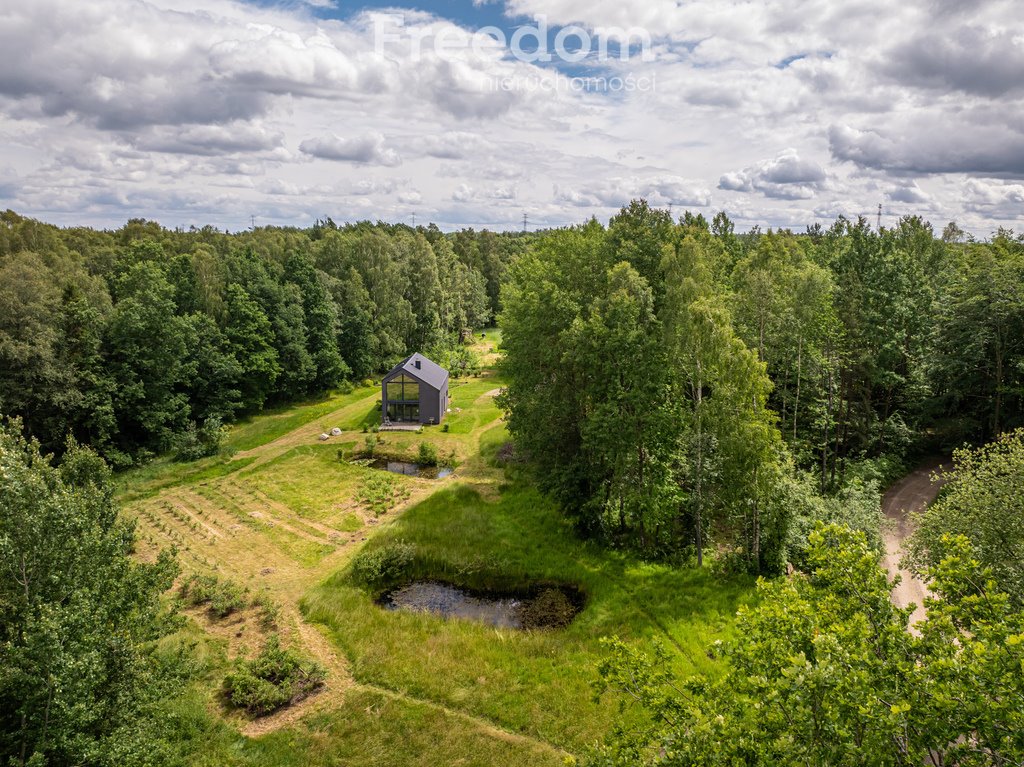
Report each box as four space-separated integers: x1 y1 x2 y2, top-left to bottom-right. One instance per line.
499 201 1024 572
0 211 524 466
593 427 1024 766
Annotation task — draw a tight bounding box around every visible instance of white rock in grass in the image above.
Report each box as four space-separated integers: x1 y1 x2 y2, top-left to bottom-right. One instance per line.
318 433 330 441
330 427 342 436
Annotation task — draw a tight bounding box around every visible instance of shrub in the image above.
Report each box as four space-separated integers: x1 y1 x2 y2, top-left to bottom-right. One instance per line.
441 423 450 433
909 431 1024 601
179 573 249 618
364 434 378 458
252 591 279 629
357 473 409 516
350 542 416 588
223 635 326 716
520 588 577 629
417 441 438 466
784 471 883 572
174 418 227 462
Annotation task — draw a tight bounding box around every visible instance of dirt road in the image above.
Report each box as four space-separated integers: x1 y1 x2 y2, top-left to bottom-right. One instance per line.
881 459 951 628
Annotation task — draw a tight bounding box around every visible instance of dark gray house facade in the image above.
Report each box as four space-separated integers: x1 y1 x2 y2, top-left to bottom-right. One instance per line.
381 353 449 425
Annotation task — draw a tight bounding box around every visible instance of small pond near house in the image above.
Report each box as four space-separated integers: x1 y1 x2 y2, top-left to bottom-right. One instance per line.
369 459 452 479
379 581 583 630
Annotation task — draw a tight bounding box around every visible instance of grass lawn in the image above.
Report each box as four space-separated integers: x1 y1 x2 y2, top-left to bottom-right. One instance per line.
118 329 752 765
181 687 566 767
225 384 380 453
302 482 751 755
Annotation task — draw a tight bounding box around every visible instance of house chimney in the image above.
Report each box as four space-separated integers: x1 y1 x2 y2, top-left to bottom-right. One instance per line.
415 359 421 369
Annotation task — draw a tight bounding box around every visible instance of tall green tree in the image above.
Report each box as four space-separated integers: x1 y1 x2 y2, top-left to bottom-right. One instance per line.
0 251 62 433
269 282 315 400
605 200 674 298
930 232 1024 441
909 429 1024 601
0 425 181 766
662 233 785 571
400 232 444 350
324 268 375 380
285 252 348 392
499 222 612 520
184 312 242 423
104 261 192 462
223 283 280 411
565 262 674 546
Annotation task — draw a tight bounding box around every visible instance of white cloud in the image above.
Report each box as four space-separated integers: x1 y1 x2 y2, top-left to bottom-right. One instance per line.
452 183 475 202
413 132 493 160
888 181 931 205
299 133 402 166
556 175 711 209
132 124 285 156
719 150 828 200
829 121 1024 177
0 0 1020 234
352 178 400 195
963 179 1024 221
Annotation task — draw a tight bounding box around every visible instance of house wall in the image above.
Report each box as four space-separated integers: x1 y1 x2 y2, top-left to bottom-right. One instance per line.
418 380 442 424
381 369 447 424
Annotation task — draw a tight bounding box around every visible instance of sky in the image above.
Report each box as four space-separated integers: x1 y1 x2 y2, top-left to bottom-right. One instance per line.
0 0 1022 234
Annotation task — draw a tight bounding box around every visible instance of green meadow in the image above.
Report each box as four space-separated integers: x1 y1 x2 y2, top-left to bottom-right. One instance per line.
118 331 751 765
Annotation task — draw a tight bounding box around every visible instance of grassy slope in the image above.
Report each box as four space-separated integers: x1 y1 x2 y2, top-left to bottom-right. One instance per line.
304 482 749 752
120 329 751 765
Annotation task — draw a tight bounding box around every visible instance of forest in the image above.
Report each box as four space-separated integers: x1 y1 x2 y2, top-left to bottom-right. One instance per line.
499 202 1024 573
0 210 523 466
2 204 1024 767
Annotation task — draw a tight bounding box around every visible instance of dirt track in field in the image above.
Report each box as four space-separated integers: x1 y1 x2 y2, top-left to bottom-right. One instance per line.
881 458 951 629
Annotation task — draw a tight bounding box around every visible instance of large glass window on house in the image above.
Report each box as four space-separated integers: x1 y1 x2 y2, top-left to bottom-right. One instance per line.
386 403 420 421
386 375 420 402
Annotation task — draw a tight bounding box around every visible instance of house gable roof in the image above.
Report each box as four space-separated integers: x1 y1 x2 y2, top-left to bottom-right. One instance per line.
383 352 449 390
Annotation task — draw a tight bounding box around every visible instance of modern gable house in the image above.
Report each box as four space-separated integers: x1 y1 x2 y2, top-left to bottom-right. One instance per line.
381 353 449 425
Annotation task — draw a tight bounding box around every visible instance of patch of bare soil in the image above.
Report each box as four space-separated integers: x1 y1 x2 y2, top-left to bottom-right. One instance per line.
881 459 951 630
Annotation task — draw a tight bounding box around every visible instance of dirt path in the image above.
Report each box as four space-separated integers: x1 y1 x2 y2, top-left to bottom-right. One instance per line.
882 459 950 629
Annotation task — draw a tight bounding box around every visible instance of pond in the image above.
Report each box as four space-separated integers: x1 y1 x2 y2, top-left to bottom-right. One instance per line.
379 581 583 630
369 459 452 479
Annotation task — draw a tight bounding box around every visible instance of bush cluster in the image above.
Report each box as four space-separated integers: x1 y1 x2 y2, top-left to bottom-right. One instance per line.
350 542 416 588
357 473 410 516
173 418 227 462
520 588 578 629
417 441 438 466
223 635 326 716
179 573 249 618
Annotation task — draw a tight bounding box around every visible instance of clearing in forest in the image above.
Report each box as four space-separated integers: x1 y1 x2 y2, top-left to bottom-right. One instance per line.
120 331 752 766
